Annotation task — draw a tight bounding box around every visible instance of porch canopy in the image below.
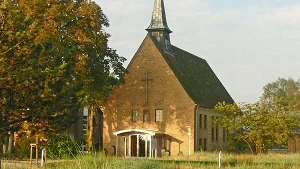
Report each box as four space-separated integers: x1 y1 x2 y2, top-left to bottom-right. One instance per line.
113 129 183 157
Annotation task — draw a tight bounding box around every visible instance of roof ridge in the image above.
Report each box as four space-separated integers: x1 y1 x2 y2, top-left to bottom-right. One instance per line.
148 35 234 108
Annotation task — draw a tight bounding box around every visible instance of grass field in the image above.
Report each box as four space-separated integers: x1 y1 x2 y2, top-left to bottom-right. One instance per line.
2 152 300 169
46 152 300 169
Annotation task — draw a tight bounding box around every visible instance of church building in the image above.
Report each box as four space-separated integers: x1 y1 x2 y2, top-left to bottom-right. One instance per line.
102 0 234 157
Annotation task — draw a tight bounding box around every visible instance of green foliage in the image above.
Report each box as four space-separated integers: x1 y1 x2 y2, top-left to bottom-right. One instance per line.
215 77 300 154
215 101 300 154
45 133 81 159
14 133 36 159
261 77 300 112
0 0 126 135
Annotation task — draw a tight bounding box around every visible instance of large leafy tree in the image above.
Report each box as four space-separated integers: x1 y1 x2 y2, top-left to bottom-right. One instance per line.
215 102 300 154
261 77 300 112
0 0 125 146
215 78 300 153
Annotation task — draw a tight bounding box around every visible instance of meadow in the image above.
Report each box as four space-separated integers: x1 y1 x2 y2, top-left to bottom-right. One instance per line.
45 152 300 169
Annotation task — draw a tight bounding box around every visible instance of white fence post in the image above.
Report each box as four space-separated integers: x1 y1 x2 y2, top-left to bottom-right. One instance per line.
41 148 46 167
218 151 222 168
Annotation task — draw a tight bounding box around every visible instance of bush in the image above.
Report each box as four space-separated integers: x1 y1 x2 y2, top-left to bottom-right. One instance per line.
14 134 36 159
45 133 81 159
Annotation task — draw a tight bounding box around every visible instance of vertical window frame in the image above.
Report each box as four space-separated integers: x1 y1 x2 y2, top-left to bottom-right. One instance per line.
199 114 203 129
132 109 139 123
223 128 226 142
155 109 163 122
143 109 151 123
199 138 202 151
83 107 89 139
204 115 207 129
203 139 207 151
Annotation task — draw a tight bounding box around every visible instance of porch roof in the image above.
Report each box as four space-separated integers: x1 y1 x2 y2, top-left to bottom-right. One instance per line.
114 129 183 144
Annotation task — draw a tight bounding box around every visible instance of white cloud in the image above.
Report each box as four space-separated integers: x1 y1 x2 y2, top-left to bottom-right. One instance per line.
262 5 300 26
96 0 300 103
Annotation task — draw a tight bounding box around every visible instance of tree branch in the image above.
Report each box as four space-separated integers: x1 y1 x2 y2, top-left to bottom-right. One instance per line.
0 43 19 55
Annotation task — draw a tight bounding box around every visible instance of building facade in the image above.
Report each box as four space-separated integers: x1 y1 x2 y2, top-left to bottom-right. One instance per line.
101 0 234 157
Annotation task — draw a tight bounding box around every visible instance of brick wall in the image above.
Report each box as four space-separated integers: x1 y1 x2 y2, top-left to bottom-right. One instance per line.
195 107 228 152
103 36 195 156
102 35 227 156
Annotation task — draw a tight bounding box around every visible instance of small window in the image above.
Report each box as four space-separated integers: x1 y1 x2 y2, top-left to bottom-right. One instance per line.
223 128 226 142
155 109 163 122
83 107 89 138
143 110 151 123
132 110 139 122
199 114 202 129
204 115 207 129
203 139 207 151
152 32 160 38
199 138 202 151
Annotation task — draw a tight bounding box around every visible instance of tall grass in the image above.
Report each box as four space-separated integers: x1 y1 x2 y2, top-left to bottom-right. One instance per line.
47 153 177 169
46 152 300 169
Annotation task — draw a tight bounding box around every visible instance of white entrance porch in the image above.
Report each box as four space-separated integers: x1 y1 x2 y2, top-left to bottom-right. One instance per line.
114 129 183 158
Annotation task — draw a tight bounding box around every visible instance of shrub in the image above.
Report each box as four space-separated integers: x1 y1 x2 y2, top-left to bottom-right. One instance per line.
14 133 36 159
45 133 81 159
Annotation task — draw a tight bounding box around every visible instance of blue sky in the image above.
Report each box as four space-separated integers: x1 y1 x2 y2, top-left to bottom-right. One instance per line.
95 0 300 103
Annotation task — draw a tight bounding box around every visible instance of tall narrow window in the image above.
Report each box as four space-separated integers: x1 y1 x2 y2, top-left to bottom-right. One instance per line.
227 129 229 141
155 109 163 122
83 107 89 139
199 138 202 151
199 114 202 129
203 139 207 151
132 110 139 122
143 110 151 123
204 115 207 129
223 128 227 142
211 116 215 142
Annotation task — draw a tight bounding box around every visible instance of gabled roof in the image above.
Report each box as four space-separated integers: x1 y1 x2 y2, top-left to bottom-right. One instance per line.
149 35 234 108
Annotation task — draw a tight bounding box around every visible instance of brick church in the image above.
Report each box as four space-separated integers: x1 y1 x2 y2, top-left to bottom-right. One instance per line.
100 0 234 157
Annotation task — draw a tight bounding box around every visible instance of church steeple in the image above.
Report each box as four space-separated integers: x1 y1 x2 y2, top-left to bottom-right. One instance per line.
146 0 172 33
146 0 173 55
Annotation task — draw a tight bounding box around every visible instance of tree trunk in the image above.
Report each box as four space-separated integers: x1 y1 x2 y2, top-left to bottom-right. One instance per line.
87 105 95 152
240 136 254 154
2 134 8 154
8 132 14 154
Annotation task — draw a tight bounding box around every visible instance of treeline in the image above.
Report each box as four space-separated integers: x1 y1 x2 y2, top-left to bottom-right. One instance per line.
215 78 300 153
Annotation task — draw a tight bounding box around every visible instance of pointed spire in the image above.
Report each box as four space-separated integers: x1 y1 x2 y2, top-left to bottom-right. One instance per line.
146 0 172 33
146 0 173 55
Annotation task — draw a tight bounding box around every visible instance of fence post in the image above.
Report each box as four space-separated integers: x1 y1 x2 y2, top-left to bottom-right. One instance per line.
218 151 222 168
41 148 46 167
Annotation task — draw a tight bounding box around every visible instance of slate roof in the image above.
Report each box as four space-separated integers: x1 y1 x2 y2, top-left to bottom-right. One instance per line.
149 35 234 108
